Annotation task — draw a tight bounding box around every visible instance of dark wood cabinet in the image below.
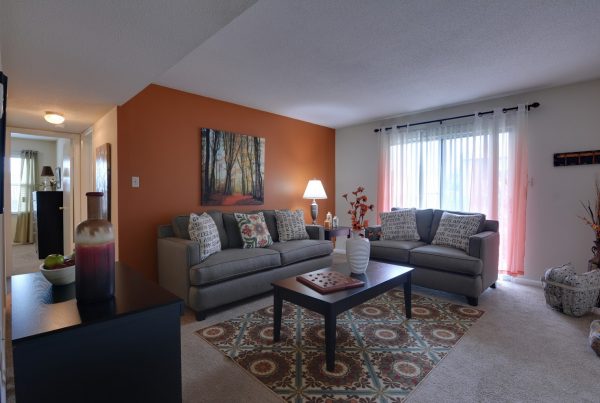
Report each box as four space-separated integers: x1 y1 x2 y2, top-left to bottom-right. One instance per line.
11 264 183 403
32 191 63 258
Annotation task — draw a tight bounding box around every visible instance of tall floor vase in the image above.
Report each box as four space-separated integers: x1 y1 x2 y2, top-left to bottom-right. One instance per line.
346 232 370 274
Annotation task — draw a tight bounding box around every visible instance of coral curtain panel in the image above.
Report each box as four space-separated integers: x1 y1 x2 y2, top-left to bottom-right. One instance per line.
14 150 38 244
378 105 528 275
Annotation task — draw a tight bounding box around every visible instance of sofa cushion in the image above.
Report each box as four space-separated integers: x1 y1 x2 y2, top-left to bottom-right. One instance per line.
189 248 281 286
431 212 485 252
275 209 309 241
380 209 420 241
267 240 333 266
259 210 280 243
235 212 274 248
223 213 243 248
370 240 426 263
188 213 221 261
429 209 486 242
392 208 433 242
172 211 228 248
409 245 483 276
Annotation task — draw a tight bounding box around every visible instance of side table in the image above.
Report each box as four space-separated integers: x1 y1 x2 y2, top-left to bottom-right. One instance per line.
324 226 351 248
11 263 183 403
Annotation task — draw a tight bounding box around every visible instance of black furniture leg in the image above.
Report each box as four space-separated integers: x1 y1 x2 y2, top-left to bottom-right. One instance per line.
403 272 412 319
466 296 478 306
195 310 207 321
490 283 497 289
325 309 337 372
273 288 282 342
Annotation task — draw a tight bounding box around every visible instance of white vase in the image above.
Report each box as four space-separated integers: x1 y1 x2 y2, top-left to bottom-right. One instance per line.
346 233 370 274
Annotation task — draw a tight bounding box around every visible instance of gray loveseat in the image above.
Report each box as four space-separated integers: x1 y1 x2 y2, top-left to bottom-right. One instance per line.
157 210 333 320
367 208 499 306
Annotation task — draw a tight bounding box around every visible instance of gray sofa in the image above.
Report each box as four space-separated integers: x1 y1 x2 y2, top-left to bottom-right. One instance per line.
157 210 333 320
367 208 499 306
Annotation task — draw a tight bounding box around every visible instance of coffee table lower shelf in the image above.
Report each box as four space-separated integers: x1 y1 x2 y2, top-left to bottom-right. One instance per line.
271 262 413 371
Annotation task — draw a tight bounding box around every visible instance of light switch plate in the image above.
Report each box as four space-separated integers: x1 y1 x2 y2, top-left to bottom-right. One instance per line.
132 176 140 188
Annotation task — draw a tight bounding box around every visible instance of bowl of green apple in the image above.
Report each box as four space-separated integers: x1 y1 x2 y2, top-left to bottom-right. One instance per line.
40 254 76 286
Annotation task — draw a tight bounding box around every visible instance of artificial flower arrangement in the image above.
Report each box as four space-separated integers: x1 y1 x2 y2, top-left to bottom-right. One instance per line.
579 178 600 260
342 186 374 234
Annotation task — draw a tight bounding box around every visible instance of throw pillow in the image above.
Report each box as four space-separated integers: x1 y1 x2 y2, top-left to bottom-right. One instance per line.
275 209 309 242
188 212 222 261
380 208 420 241
431 212 484 252
234 212 274 248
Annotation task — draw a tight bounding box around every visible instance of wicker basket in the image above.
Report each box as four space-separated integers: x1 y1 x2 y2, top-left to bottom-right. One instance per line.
542 271 600 317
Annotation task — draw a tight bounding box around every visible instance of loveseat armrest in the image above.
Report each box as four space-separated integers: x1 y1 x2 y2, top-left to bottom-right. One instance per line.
469 231 499 288
365 225 382 241
306 225 325 240
157 237 200 304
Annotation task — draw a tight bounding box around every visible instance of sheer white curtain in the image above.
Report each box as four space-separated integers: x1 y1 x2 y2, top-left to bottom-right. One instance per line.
378 106 528 274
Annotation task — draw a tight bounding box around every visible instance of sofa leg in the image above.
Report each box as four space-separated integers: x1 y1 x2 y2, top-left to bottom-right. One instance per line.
490 282 497 289
195 310 207 321
466 296 479 306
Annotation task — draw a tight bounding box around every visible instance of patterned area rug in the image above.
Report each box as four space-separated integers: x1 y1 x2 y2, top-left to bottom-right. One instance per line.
197 289 484 402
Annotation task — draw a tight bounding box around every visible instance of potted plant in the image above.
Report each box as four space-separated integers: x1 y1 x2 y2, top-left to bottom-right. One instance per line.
579 178 600 268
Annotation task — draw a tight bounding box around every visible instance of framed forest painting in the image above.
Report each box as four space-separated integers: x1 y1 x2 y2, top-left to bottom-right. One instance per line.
201 128 265 205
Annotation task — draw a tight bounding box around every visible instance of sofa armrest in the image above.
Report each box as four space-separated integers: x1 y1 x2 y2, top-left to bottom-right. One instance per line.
365 225 382 241
157 237 200 304
306 225 325 240
469 231 499 288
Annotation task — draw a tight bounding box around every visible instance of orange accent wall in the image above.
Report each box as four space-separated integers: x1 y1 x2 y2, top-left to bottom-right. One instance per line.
117 84 335 281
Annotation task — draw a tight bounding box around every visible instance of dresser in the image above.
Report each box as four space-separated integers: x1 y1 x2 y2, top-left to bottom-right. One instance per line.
32 190 63 258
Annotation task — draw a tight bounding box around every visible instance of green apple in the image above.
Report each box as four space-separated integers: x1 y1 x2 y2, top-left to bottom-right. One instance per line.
44 254 64 269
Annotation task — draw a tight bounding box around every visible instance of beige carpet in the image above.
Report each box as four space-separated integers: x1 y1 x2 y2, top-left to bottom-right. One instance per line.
11 244 43 276
180 253 600 402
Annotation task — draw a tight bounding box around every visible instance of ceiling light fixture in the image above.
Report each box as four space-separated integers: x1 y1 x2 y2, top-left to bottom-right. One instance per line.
44 111 65 124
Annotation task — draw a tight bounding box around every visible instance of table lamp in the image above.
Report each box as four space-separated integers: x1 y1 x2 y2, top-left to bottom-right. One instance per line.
41 166 54 191
303 179 327 224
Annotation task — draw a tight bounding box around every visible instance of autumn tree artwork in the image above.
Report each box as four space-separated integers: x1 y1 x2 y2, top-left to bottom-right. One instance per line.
201 128 265 205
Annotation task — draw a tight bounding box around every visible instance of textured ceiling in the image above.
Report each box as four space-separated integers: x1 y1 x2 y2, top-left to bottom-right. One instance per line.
157 0 600 128
3 0 600 132
0 0 257 132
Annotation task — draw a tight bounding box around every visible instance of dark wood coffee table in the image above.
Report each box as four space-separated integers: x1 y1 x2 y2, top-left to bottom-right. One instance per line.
272 261 412 371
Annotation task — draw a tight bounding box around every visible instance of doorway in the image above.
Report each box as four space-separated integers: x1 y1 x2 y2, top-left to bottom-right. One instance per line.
6 130 79 276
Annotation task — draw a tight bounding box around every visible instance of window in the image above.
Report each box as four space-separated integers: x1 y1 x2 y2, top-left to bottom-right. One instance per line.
381 108 528 275
10 156 22 213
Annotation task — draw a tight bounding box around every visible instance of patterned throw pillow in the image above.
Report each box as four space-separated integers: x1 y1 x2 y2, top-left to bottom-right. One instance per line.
275 209 309 242
188 212 221 261
431 212 484 252
234 212 274 248
380 209 420 241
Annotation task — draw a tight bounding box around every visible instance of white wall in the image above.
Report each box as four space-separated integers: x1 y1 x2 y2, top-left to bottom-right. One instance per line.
336 78 600 281
84 107 119 259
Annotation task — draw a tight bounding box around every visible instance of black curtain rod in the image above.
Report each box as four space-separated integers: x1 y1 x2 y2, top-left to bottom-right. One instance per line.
373 102 540 133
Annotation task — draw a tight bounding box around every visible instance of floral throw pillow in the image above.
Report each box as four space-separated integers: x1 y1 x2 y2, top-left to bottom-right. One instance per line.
188 212 221 261
234 212 274 248
275 209 309 242
431 212 484 252
380 208 420 241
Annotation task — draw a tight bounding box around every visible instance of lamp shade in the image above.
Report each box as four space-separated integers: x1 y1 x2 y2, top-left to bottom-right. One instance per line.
303 179 327 199
41 166 55 177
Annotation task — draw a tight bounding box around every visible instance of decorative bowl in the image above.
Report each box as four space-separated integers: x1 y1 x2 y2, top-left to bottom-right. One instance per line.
39 263 76 286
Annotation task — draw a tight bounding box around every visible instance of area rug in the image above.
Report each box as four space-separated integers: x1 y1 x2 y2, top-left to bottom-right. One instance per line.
196 289 484 402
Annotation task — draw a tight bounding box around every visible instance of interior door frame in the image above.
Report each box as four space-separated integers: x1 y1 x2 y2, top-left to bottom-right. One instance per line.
4 127 81 275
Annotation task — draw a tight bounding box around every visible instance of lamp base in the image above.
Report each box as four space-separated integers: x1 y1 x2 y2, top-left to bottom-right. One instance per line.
310 200 318 225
